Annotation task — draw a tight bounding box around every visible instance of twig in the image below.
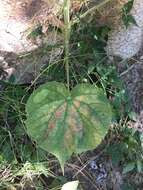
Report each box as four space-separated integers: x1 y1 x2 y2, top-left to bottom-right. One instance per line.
72 0 112 25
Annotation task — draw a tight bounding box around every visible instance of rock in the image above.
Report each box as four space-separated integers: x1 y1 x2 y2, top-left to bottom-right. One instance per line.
0 0 63 84
107 0 143 59
0 0 63 53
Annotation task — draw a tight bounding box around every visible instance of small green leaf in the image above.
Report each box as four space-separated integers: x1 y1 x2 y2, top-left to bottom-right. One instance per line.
122 1 137 28
123 0 134 13
88 64 96 74
62 181 79 190
122 14 137 28
128 111 137 121
137 160 142 173
126 15 138 26
25 82 112 171
123 162 135 174
140 133 143 148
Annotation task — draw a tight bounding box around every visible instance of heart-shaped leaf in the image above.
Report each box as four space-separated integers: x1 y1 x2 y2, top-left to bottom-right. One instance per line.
26 82 112 170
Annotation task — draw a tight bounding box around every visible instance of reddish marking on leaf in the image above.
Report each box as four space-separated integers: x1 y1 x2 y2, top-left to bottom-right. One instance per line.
73 99 81 108
48 121 55 130
55 102 66 119
64 129 74 150
43 120 56 140
74 99 90 118
74 96 85 108
43 103 66 140
67 105 83 135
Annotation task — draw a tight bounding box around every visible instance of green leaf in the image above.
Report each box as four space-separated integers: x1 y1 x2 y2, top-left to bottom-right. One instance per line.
122 1 137 28
137 160 142 173
122 14 137 28
140 133 143 148
61 181 79 190
25 82 112 171
123 0 134 13
128 111 137 121
123 162 135 174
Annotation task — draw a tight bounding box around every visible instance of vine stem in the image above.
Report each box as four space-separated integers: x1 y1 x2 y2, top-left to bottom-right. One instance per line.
72 0 112 25
64 0 71 91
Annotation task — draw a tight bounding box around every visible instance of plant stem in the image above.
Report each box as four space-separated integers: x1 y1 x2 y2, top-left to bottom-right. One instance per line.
64 0 71 91
72 0 112 25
